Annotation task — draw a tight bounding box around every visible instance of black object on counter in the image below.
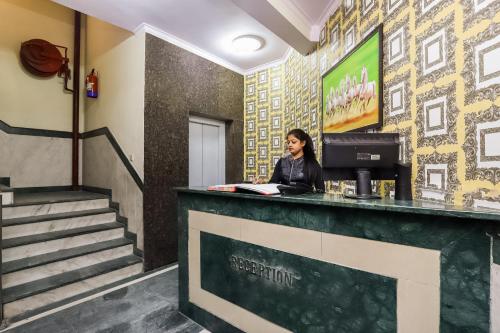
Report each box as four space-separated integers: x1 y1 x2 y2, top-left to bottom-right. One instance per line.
395 162 412 201
277 182 314 195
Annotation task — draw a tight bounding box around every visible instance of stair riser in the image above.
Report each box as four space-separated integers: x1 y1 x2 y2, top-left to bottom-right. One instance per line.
3 228 124 262
2 212 117 240
3 244 134 288
1 192 14 206
4 263 143 318
2 199 110 219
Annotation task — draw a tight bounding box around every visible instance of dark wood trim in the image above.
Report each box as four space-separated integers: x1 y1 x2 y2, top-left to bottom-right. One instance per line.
0 178 9 187
0 120 72 138
72 11 81 189
13 186 74 194
81 185 112 196
377 24 384 132
109 201 143 258
189 111 233 123
82 128 144 192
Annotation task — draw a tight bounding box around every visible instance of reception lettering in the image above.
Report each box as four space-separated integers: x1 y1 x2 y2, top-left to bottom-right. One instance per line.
229 255 298 288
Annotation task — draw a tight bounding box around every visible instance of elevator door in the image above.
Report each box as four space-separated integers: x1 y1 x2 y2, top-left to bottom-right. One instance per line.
189 116 225 187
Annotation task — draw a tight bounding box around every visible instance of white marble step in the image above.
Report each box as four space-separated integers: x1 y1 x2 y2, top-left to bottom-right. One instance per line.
3 244 133 288
2 210 117 240
1 191 14 206
3 225 124 262
4 262 143 318
2 198 110 219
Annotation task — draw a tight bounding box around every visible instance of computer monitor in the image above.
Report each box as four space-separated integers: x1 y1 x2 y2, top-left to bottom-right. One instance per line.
322 132 400 199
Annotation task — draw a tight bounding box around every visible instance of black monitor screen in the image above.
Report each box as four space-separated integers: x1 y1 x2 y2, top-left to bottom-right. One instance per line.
322 132 399 169
322 132 400 198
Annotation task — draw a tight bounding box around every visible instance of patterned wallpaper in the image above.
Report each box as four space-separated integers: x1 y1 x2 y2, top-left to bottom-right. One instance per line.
243 0 499 208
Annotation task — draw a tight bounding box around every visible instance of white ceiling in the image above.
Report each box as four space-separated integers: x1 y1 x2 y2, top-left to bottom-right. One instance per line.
51 0 337 74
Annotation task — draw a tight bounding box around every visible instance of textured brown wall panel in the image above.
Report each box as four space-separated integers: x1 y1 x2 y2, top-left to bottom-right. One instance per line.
144 34 244 269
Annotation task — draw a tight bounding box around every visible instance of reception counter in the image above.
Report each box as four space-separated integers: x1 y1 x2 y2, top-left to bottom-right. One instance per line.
176 187 500 333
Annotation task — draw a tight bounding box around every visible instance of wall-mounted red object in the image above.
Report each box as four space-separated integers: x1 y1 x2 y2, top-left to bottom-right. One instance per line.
86 68 98 98
20 39 73 93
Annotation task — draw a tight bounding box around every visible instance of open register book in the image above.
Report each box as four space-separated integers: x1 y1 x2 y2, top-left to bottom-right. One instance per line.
207 183 280 195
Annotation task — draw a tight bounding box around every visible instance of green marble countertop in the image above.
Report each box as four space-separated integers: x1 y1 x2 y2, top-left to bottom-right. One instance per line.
175 187 500 222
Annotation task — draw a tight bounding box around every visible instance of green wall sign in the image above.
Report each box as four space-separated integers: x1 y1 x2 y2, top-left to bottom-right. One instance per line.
200 232 397 332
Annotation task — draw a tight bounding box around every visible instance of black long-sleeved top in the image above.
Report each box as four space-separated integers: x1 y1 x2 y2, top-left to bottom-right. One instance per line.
269 156 325 192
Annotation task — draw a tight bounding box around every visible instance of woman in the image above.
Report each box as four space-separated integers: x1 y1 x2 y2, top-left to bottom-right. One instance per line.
266 129 325 193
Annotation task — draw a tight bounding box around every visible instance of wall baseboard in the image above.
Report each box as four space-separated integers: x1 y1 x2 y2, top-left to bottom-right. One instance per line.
110 200 143 258
0 120 72 138
0 178 10 187
81 185 112 196
13 186 74 193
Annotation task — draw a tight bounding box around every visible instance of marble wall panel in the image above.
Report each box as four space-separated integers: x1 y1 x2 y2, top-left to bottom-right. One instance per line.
0 130 11 178
0 132 72 188
82 135 143 250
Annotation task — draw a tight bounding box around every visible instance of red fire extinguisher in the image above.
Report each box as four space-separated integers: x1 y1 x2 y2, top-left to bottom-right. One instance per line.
86 68 98 98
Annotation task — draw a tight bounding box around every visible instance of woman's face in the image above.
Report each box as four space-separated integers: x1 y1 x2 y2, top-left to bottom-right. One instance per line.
286 135 305 156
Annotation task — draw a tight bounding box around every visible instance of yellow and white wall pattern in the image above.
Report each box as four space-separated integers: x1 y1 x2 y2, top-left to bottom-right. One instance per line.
243 0 499 207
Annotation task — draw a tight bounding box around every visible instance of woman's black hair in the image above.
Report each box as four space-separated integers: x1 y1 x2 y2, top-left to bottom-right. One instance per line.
287 128 316 161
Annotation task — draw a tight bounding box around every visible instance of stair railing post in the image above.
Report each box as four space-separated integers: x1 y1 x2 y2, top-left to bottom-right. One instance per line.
72 11 81 189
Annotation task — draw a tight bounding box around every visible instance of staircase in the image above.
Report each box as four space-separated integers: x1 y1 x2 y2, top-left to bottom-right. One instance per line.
0 191 143 320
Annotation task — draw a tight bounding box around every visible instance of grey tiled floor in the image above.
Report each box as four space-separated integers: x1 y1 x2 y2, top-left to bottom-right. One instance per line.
4 268 206 333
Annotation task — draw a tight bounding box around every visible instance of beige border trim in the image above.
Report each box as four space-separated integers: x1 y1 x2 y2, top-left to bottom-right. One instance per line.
492 263 500 333
188 210 441 333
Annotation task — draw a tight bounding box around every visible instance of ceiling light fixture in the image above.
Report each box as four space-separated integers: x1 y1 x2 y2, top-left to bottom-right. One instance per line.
232 35 264 53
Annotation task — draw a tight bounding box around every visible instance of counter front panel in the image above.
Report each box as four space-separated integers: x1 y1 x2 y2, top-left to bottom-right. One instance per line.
177 189 499 333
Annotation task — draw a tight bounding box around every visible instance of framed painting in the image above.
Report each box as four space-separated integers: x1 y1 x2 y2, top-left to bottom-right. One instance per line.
322 25 383 133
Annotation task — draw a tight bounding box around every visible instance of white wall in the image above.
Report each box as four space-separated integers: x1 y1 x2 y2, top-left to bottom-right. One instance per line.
84 17 145 179
83 16 144 250
0 0 86 187
0 0 85 132
83 135 143 250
